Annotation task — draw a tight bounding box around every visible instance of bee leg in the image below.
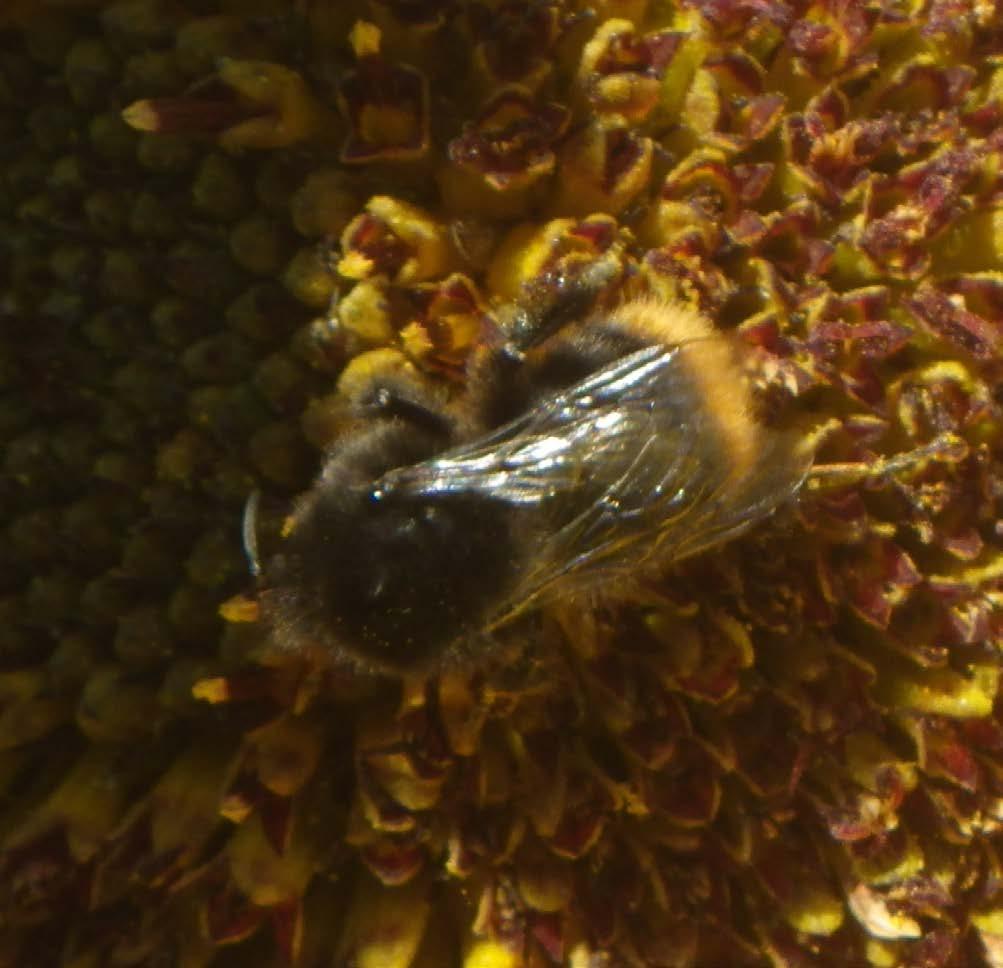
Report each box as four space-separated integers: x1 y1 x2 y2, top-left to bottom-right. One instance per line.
468 319 650 430
528 323 649 387
356 378 456 440
806 432 966 493
466 342 534 429
507 252 623 351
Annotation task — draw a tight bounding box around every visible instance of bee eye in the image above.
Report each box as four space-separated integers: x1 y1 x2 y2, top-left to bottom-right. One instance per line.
241 490 262 577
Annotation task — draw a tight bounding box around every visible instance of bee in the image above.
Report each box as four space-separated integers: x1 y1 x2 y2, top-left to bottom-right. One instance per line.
252 265 813 675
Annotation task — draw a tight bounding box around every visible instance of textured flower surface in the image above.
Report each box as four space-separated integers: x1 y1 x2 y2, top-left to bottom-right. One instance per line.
1 1 1001 966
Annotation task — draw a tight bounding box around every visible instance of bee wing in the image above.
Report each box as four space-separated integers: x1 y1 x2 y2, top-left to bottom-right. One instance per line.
493 423 808 630
376 344 682 504
376 343 808 628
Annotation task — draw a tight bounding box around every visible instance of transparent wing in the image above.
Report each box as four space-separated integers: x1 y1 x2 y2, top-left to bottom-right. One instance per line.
375 343 809 629
376 345 686 505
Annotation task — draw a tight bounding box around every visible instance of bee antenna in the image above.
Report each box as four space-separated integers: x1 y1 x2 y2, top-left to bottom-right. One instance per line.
242 489 263 577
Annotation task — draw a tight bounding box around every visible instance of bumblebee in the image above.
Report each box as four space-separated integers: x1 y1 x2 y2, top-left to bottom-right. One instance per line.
255 268 812 675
